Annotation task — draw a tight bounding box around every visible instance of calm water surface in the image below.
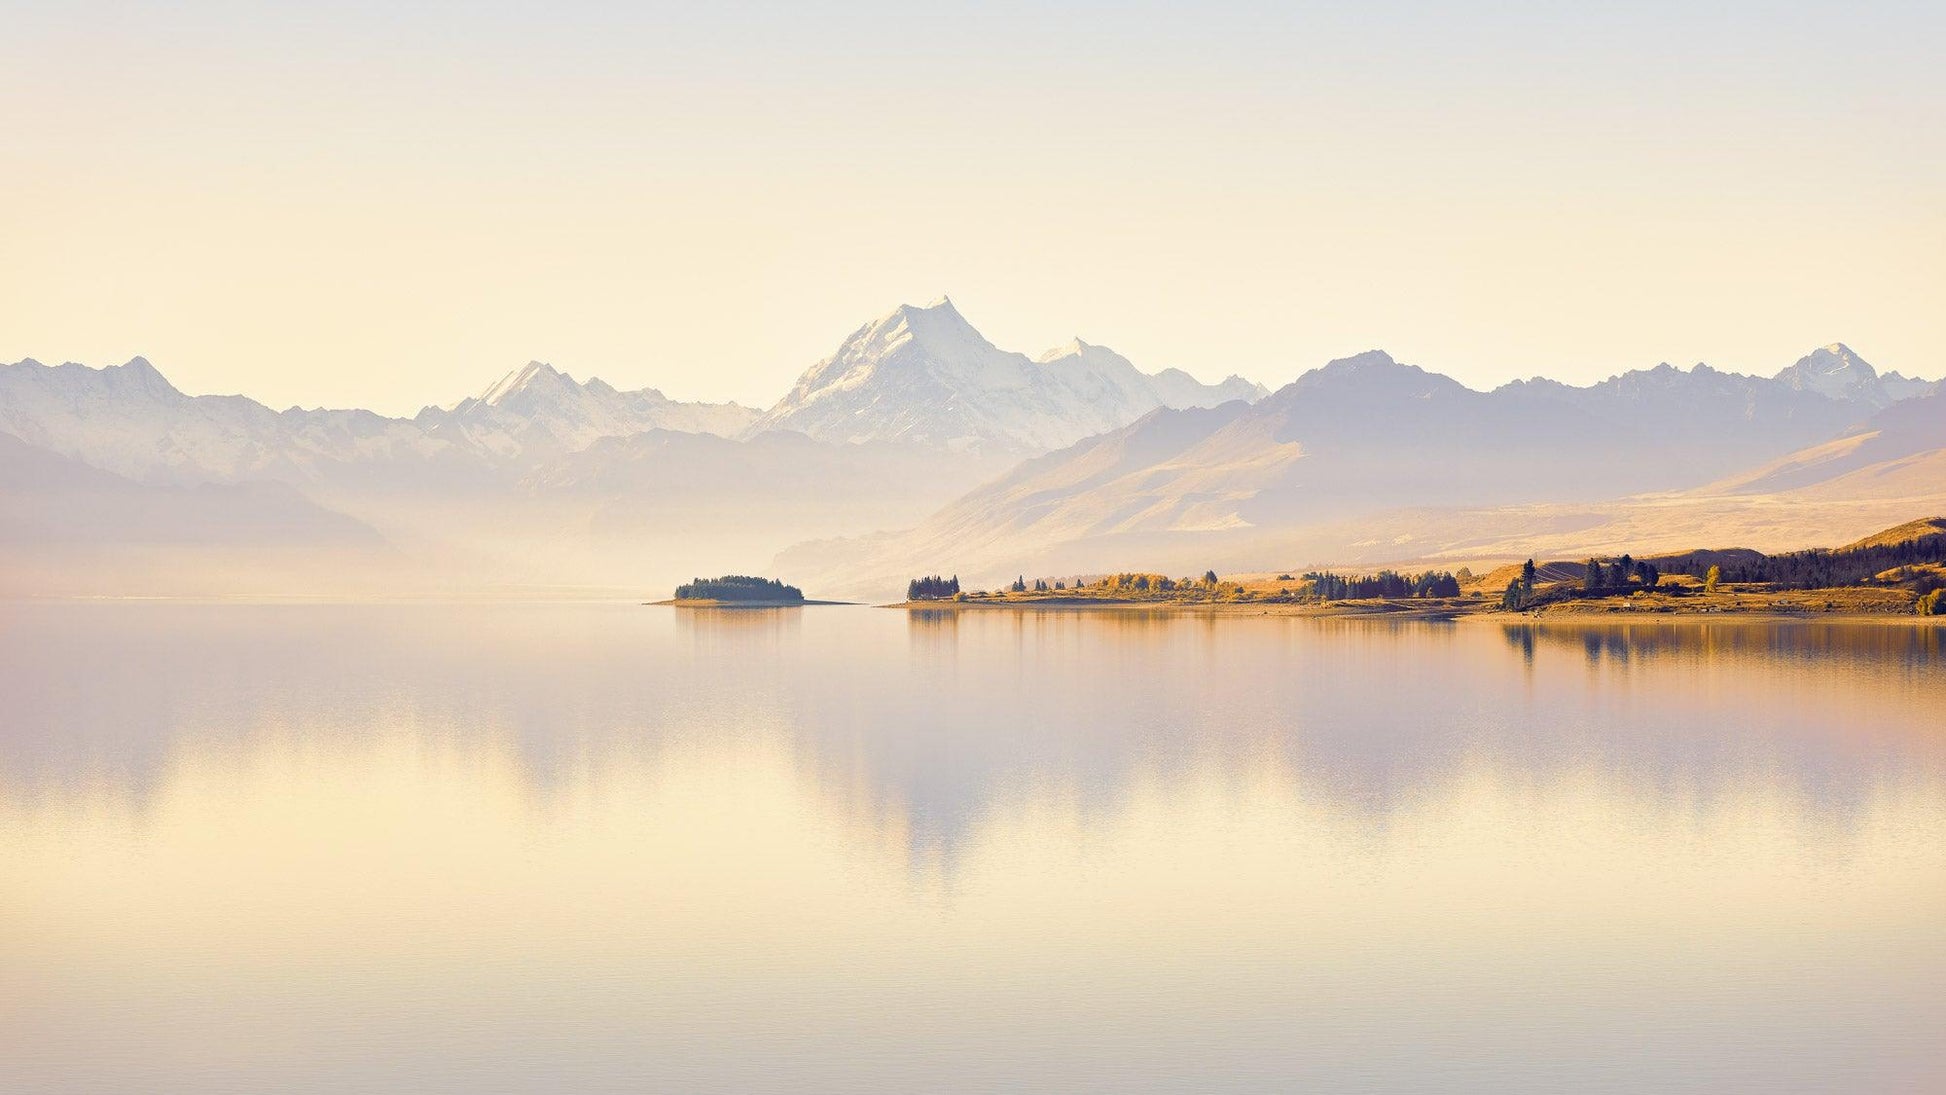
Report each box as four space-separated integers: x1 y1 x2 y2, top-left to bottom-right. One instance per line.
2 604 1942 1093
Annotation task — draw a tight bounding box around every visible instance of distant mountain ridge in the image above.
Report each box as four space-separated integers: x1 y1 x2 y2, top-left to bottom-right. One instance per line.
0 353 758 487
416 360 758 462
0 356 479 489
4 308 1939 597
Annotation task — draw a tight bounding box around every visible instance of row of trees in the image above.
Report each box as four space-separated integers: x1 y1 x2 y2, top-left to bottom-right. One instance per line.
938 570 1240 599
1305 569 1461 601
1002 572 1227 595
943 567 1466 602
908 575 961 600
1656 533 1946 590
1582 555 1661 591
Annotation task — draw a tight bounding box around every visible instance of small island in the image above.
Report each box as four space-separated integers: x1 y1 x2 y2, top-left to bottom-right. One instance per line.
654 574 851 608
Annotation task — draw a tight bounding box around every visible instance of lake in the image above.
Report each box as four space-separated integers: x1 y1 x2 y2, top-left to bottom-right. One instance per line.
2 603 1942 1093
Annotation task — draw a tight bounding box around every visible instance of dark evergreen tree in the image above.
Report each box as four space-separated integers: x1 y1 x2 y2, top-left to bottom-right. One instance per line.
906 575 961 600
1305 568 1461 601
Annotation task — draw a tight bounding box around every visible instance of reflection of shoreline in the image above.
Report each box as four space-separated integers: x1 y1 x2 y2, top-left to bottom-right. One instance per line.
1477 612 1942 626
1495 617 1942 669
3 605 1942 875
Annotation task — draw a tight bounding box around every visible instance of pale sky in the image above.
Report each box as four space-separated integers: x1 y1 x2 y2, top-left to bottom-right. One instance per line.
3 1 1942 414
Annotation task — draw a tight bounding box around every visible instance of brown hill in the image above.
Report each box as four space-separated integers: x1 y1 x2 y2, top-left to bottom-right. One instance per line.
1467 559 1604 594
1841 516 1946 552
1463 516 1946 596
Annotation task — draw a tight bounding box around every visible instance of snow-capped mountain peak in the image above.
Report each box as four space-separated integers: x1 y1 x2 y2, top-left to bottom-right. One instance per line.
750 298 1269 453
420 360 757 458
100 355 181 398
856 296 1008 379
1035 336 1139 372
1038 336 1095 361
1774 343 1889 407
478 360 573 406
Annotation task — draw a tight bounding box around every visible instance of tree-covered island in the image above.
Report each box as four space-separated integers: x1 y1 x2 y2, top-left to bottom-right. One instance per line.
670 575 806 604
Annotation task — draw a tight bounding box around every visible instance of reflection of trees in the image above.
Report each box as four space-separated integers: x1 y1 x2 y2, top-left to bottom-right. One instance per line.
3 605 1942 880
905 609 958 656
673 604 804 644
1499 620 1943 673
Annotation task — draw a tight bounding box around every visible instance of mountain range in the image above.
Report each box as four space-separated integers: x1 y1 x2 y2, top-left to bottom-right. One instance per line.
0 300 1270 594
2 298 1940 598
775 346 1943 595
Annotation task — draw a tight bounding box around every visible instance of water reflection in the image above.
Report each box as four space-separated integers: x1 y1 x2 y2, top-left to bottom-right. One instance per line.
673 603 805 643
3 604 1943 1093
1502 617 1944 671
1 604 1940 861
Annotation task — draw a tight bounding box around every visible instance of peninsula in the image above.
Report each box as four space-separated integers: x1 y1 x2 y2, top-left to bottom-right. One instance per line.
894 518 1946 620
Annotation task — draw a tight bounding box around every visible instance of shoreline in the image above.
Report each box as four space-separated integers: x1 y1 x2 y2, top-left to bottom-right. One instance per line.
892 599 1471 619
888 598 1940 624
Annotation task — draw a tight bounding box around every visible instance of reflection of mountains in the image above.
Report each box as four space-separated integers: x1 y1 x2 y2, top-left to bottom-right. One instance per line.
2 605 1940 870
